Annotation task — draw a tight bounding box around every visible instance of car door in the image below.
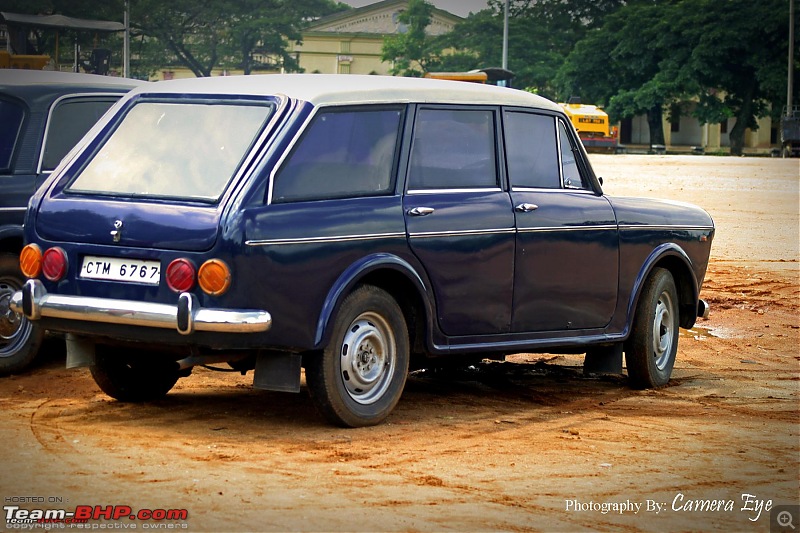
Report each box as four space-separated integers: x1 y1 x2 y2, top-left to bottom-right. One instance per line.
504 110 619 332
403 106 515 336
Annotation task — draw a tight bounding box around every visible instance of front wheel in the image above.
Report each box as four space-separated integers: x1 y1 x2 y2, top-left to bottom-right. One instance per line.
305 285 409 427
626 268 680 389
0 254 45 375
90 347 180 402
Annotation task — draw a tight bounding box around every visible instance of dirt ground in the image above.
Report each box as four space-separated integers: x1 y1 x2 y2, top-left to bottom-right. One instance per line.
0 155 797 532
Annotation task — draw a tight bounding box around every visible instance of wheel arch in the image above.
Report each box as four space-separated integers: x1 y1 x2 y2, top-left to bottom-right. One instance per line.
314 254 433 353
626 244 700 333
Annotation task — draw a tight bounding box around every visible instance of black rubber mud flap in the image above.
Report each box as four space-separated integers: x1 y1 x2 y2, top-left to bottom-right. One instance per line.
583 343 624 375
253 352 302 393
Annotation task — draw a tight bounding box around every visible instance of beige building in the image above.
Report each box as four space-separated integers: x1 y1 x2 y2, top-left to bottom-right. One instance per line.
622 101 778 155
290 0 462 75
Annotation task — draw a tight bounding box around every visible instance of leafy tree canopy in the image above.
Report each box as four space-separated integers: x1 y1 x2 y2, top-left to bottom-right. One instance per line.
381 0 437 76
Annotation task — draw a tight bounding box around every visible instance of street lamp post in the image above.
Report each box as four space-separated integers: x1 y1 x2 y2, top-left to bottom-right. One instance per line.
500 0 509 86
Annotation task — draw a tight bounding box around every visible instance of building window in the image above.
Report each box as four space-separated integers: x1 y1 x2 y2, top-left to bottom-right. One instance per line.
340 41 350 53
670 118 680 133
339 63 350 74
720 120 728 134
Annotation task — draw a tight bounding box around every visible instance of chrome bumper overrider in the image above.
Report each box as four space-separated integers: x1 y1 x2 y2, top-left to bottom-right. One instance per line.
11 279 271 335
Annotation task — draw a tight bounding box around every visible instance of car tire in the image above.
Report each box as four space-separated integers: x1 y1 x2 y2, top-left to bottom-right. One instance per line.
0 254 45 375
626 267 679 389
305 285 409 427
90 347 180 402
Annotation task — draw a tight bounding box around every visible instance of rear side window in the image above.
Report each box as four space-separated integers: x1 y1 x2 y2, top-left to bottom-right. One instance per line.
68 100 273 202
272 107 403 203
42 97 120 172
407 108 497 190
0 99 25 171
504 111 559 189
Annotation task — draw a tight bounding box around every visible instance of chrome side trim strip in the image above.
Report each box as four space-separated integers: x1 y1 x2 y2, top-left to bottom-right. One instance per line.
406 187 503 195
409 228 515 238
619 224 715 231
0 207 26 213
12 280 271 334
518 224 618 233
246 232 406 246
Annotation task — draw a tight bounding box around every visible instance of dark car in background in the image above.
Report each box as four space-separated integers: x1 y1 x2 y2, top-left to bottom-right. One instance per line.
12 74 713 426
0 70 144 374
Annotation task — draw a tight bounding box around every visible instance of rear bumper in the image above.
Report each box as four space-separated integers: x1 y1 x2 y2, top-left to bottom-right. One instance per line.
11 279 271 335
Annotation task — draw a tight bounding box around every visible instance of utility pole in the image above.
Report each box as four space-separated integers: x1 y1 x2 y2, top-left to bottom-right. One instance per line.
124 0 130 78
500 0 509 87
788 0 795 114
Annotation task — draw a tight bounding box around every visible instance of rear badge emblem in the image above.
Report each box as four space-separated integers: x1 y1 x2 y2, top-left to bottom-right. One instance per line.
110 220 123 242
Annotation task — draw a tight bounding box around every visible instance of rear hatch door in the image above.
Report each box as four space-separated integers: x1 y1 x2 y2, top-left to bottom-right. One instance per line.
35 95 276 252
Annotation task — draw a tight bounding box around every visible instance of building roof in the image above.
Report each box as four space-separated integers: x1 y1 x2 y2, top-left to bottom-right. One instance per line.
305 0 462 33
132 73 561 111
0 11 124 32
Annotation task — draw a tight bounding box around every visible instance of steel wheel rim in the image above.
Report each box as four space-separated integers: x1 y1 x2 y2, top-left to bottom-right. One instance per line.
340 311 395 405
652 290 675 370
0 278 29 357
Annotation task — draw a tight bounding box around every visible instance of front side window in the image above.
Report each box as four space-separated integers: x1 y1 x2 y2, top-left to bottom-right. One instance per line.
504 111 559 189
68 100 272 202
408 108 497 190
558 119 588 189
42 97 119 172
272 107 403 203
0 99 25 171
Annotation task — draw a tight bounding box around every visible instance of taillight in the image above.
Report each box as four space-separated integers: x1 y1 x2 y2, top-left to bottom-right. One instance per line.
19 244 43 278
166 258 196 292
198 259 231 296
42 247 68 282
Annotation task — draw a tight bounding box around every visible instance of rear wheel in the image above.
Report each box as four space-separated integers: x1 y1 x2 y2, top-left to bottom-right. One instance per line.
0 254 45 375
306 285 409 427
90 347 180 402
626 268 679 389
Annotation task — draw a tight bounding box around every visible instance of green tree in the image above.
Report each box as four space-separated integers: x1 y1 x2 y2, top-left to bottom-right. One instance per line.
381 0 436 76
222 0 349 75
557 0 797 153
557 1 684 145
436 0 623 96
676 0 795 155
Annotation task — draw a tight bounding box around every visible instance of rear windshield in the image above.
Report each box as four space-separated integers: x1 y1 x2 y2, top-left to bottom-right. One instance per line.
67 100 273 202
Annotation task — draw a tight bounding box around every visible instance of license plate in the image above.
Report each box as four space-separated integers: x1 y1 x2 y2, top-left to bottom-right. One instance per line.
80 256 161 285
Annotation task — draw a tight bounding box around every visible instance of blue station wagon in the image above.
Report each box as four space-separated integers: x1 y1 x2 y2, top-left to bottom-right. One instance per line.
12 75 714 426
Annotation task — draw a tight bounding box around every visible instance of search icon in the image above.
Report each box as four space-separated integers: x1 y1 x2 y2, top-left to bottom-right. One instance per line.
778 510 796 530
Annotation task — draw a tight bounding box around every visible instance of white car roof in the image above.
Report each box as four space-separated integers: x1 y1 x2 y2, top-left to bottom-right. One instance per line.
131 73 562 112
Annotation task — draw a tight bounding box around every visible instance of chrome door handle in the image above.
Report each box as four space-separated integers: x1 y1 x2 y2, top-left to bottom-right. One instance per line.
407 207 435 216
515 203 539 213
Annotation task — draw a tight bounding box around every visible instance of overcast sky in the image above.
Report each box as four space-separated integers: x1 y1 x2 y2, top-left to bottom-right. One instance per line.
343 0 492 17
